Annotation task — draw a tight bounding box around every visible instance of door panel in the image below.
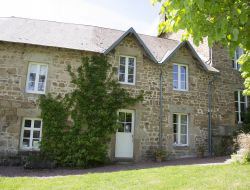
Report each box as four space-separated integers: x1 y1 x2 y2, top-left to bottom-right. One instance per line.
115 110 134 158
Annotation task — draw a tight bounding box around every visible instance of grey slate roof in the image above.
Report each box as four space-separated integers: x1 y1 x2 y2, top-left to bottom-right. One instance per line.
0 17 218 72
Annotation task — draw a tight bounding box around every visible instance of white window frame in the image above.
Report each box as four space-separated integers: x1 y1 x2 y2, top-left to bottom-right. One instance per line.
117 109 135 134
26 62 48 94
235 90 248 124
20 118 43 150
118 56 136 85
173 63 188 91
173 113 188 146
232 47 244 71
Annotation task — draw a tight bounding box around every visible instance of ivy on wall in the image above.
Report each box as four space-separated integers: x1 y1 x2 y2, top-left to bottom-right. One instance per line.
39 55 142 167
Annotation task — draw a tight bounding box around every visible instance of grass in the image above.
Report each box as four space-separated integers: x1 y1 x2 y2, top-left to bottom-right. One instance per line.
0 164 250 190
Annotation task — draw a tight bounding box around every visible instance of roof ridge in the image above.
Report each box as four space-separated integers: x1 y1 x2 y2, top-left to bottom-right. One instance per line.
0 16 178 42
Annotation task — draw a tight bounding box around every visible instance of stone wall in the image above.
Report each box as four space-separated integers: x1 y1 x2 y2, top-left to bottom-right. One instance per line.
0 35 245 162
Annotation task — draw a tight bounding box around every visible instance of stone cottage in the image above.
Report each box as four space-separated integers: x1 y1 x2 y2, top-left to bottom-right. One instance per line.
0 17 247 162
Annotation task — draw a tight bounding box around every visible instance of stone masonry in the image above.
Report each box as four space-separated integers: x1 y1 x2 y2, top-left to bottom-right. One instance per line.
0 33 245 162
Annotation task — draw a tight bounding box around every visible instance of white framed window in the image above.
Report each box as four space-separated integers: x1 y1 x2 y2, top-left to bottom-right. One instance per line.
173 113 188 145
232 47 244 71
20 118 43 150
118 56 136 85
173 64 188 91
26 62 48 94
234 90 248 123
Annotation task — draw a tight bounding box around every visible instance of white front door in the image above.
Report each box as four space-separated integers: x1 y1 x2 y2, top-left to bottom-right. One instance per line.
115 110 134 158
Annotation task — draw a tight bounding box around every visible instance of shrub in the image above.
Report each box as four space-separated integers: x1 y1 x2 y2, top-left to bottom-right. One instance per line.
236 133 250 164
40 55 142 168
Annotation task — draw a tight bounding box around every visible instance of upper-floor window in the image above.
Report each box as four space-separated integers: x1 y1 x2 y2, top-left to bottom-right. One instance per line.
234 90 248 123
20 118 42 150
118 56 136 85
173 64 188 91
26 62 48 94
232 47 244 71
173 113 188 145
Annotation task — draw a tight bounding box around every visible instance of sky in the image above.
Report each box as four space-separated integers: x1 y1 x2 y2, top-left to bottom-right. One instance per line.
0 0 161 36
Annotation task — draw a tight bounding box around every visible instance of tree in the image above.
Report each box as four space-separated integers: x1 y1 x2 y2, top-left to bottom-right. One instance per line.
152 0 250 93
40 55 142 167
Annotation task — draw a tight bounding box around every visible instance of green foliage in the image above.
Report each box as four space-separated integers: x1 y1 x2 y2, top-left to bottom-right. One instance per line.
40 55 142 167
153 0 250 94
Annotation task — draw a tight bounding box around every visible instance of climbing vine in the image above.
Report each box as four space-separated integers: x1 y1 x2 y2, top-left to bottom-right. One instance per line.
39 55 142 167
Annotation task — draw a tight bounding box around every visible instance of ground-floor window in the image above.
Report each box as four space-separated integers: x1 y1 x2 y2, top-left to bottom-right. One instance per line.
234 90 248 123
20 118 42 150
173 113 188 145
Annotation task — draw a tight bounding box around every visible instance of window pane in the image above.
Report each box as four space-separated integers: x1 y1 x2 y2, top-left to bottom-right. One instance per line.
181 115 187 124
173 133 177 144
24 120 31 128
235 102 239 111
181 82 186 90
29 64 37 73
128 75 134 83
180 66 186 74
241 103 246 112
173 124 177 133
128 58 134 67
22 139 30 148
181 125 187 134
32 140 40 148
34 120 41 128
236 113 239 123
181 74 186 82
120 57 126 65
23 130 30 138
119 73 125 82
38 82 45 91
119 64 125 74
117 123 124 132
181 135 187 144
33 131 40 138
28 82 35 91
124 123 131 133
173 73 178 81
39 65 47 75
119 112 125 122
173 65 178 73
126 113 132 122
173 114 177 123
173 80 178 89
29 73 36 82
128 67 134 75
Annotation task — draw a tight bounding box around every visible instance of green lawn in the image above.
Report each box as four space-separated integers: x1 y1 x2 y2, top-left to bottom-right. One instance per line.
1 164 250 190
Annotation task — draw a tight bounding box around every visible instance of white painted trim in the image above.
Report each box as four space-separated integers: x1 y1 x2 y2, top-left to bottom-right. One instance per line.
25 62 48 94
173 113 189 146
173 63 189 91
20 117 43 151
235 90 248 124
118 55 136 85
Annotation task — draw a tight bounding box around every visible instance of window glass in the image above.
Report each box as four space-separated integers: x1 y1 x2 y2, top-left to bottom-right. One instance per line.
173 114 188 145
26 63 48 93
118 56 135 84
117 111 133 133
234 90 248 123
173 64 188 90
21 118 42 149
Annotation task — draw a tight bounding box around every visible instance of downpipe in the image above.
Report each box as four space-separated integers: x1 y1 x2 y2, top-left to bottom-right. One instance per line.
159 65 163 149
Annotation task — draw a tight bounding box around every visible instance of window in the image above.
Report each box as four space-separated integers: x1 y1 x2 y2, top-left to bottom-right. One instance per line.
20 118 42 150
232 47 244 71
173 114 188 145
117 110 134 133
173 64 188 91
118 56 136 85
26 63 48 94
234 90 248 123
